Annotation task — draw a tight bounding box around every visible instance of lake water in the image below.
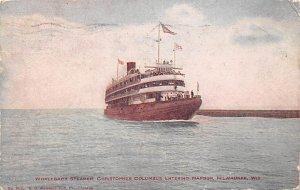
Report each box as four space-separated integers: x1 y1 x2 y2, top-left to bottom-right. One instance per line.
0 109 299 190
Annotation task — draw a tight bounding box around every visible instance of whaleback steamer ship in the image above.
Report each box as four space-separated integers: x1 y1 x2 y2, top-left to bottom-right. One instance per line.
104 23 202 121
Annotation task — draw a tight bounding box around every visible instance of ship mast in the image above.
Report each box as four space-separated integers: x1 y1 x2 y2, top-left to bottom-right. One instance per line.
156 23 161 64
154 22 178 67
173 48 176 68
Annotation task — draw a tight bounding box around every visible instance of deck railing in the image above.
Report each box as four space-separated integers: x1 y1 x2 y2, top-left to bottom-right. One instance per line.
106 72 184 94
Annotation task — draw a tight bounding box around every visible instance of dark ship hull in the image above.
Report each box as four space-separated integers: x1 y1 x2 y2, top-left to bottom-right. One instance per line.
104 96 202 121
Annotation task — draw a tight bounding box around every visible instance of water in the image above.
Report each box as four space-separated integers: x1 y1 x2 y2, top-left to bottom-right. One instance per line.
0 109 299 190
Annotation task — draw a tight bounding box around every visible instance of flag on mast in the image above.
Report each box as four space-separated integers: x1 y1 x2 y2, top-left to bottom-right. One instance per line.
161 23 176 35
118 59 124 65
174 43 182 50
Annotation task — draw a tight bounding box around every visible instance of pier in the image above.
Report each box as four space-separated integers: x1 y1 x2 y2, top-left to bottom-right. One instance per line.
197 110 300 118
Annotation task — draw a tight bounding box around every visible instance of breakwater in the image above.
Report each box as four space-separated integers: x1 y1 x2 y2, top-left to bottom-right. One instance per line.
197 110 300 118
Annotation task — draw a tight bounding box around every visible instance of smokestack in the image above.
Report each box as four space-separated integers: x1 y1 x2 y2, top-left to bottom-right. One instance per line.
127 62 136 74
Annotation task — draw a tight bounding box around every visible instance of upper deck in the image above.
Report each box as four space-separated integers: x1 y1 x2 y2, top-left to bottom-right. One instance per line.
105 62 184 96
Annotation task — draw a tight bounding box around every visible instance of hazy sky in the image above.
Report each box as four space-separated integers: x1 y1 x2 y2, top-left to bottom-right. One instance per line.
0 0 299 109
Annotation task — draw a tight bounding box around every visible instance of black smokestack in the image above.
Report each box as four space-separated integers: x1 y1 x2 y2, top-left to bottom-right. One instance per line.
127 62 136 74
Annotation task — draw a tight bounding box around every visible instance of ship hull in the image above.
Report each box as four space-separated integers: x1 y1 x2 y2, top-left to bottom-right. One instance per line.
104 97 202 121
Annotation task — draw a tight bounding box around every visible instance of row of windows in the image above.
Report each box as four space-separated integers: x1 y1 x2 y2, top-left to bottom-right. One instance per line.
107 91 190 106
106 72 184 94
106 75 141 94
105 80 185 101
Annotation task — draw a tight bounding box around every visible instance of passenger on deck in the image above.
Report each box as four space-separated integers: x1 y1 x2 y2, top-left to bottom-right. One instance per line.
191 90 194 98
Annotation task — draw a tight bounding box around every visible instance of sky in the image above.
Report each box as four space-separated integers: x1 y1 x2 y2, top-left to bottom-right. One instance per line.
0 0 299 109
